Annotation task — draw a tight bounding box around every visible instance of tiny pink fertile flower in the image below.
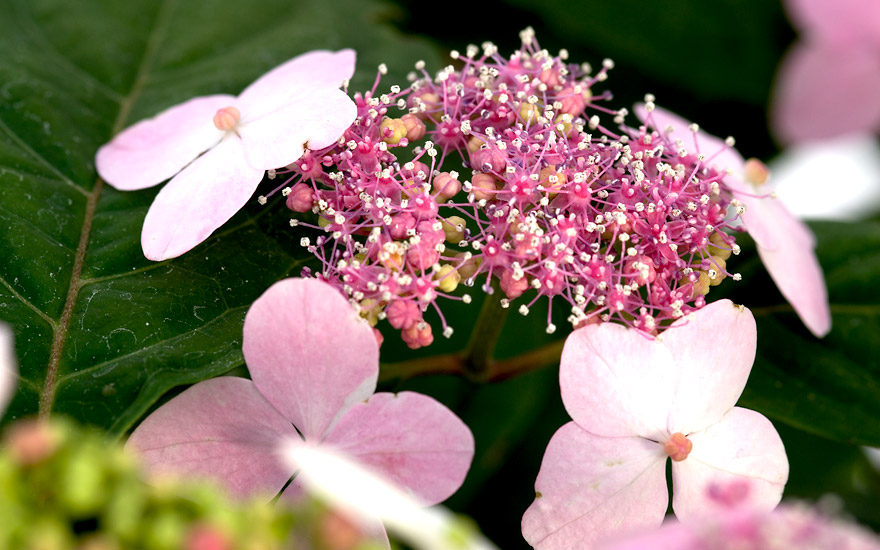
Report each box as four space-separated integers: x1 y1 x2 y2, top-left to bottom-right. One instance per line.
521 300 789 550
96 50 357 261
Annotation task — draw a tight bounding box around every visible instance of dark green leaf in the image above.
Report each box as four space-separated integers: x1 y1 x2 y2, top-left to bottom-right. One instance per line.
0 0 441 434
722 221 880 445
498 0 789 106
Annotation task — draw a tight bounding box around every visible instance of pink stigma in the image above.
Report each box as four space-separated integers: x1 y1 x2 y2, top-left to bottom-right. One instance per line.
664 432 693 462
213 106 241 131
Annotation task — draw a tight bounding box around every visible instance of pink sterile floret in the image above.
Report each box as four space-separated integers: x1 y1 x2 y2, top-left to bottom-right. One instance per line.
126 278 474 546
96 50 358 261
635 104 831 338
771 0 880 143
521 300 789 550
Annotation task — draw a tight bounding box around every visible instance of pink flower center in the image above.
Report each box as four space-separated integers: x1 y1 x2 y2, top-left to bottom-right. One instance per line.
744 158 769 186
664 432 693 462
213 106 241 131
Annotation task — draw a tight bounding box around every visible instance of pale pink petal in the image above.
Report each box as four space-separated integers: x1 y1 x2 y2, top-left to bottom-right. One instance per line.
126 377 297 499
671 407 788 521
783 0 880 44
96 95 233 190
634 104 745 175
522 423 668 550
0 324 17 416
242 278 378 440
663 300 757 435
140 136 263 260
596 519 698 550
323 391 474 505
238 88 357 170
238 50 356 117
755 205 831 337
560 322 677 441
772 43 880 144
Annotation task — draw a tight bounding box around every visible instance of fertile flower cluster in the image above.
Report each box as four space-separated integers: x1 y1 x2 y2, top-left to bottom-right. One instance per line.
277 29 746 348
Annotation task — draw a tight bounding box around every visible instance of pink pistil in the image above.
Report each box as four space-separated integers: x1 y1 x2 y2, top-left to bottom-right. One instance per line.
664 432 693 462
213 106 241 131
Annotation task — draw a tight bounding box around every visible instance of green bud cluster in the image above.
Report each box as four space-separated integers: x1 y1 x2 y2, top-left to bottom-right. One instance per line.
0 418 296 550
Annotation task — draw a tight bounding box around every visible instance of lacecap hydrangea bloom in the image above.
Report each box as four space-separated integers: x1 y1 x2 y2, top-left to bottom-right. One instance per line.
279 29 799 348
522 300 789 549
96 50 357 261
127 278 474 545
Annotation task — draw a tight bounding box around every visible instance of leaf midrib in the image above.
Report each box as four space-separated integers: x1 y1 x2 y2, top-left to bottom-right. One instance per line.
37 0 178 417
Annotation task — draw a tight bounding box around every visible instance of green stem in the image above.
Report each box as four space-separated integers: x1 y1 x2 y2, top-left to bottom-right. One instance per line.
462 292 510 381
378 339 563 383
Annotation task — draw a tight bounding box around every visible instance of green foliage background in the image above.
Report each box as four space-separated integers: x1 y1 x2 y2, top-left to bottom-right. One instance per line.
1 0 877 547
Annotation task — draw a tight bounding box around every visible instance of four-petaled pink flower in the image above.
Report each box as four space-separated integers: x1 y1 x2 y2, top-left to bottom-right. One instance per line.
635 104 831 337
127 278 475 544
96 50 358 261
771 0 880 144
521 300 789 550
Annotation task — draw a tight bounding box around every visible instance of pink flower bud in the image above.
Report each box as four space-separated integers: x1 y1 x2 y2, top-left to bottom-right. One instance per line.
500 270 529 299
401 322 433 349
286 183 314 212
401 113 426 141
385 300 421 330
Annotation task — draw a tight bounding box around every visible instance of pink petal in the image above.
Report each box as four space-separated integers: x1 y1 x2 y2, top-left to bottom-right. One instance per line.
140 135 263 260
238 88 357 170
522 422 668 550
671 407 788 521
560 322 677 441
755 205 831 337
772 43 880 144
323 391 474 505
125 377 297 499
0 324 17 415
663 300 757 435
238 50 356 117
783 0 880 44
96 95 233 190
242 278 378 440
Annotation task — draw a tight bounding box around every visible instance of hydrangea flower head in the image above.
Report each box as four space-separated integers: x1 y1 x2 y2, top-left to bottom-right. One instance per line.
521 300 789 549
635 104 831 337
772 0 880 143
97 50 357 260
126 278 474 543
283 32 753 346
